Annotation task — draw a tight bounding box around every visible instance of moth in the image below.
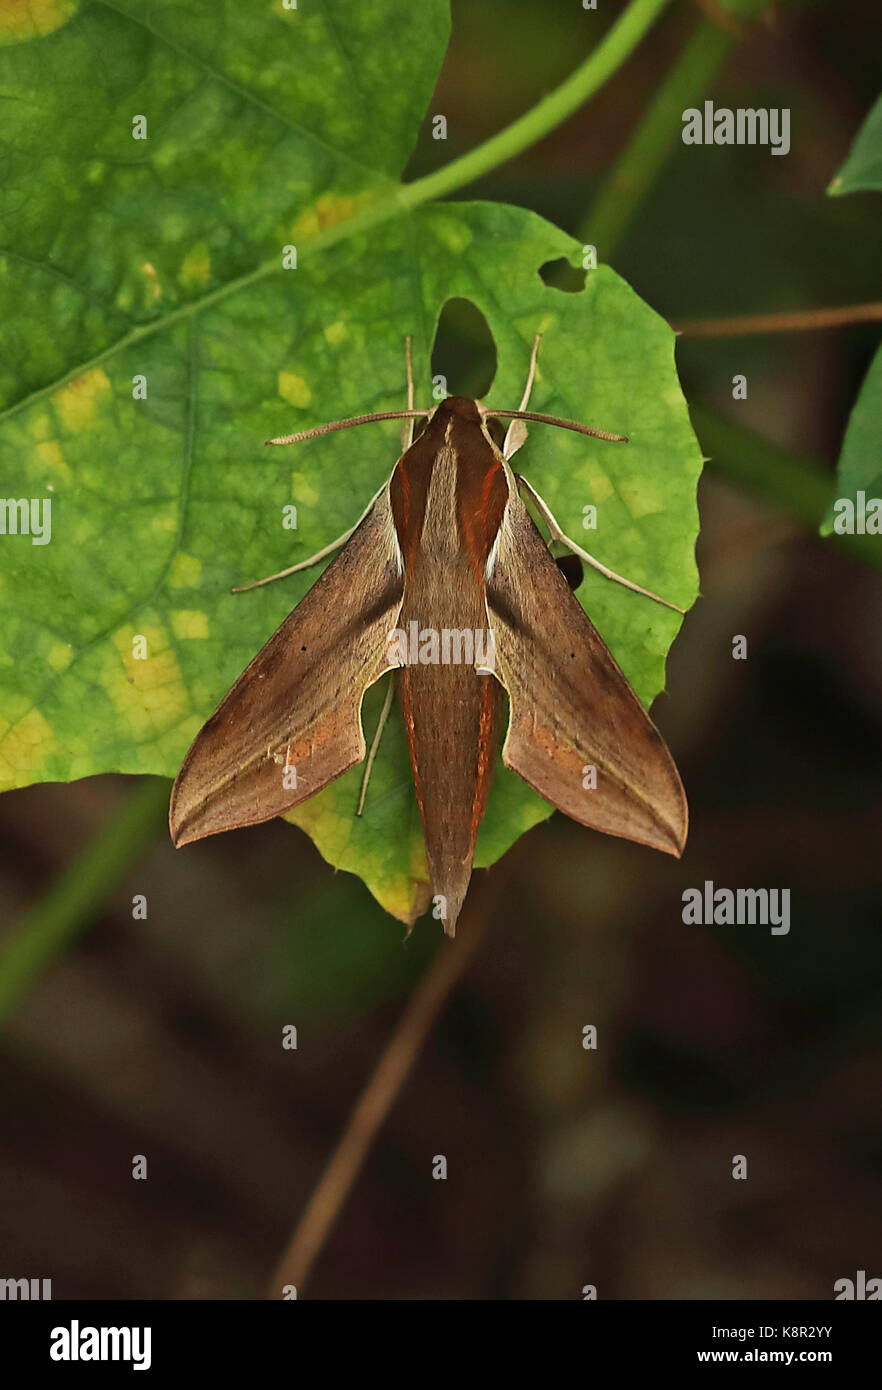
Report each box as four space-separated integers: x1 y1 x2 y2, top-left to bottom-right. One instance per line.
170 337 688 935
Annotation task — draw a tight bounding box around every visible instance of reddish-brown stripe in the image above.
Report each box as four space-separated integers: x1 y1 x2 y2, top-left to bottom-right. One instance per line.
480 458 502 516
390 412 444 574
456 453 507 583
470 678 500 844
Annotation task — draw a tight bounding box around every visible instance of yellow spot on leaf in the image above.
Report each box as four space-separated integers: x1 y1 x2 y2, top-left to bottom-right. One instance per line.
52 368 112 432
168 553 203 589
291 472 318 506
0 0 77 44
527 311 558 338
587 474 614 503
141 262 161 301
179 243 211 287
151 510 177 535
48 642 74 672
291 189 381 240
36 439 71 481
171 610 209 640
279 372 312 408
429 213 473 255
0 708 57 784
109 625 189 729
620 481 663 518
324 321 347 346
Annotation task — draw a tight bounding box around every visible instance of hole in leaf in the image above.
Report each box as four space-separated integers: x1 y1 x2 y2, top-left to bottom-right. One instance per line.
539 258 586 293
431 298 497 399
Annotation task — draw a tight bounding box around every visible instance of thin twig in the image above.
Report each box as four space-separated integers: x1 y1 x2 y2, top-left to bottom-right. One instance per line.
675 302 882 338
267 886 496 1297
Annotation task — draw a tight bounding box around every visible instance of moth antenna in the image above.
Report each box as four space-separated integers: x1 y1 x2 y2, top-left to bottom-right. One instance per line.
517 472 685 614
517 334 542 412
502 333 543 460
488 409 628 444
267 409 428 446
405 337 415 410
402 336 417 449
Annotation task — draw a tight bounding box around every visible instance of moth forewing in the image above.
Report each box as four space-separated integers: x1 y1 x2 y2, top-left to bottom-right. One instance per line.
483 490 687 857
168 487 405 848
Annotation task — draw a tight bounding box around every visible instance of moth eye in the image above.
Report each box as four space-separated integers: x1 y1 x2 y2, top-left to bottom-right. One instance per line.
555 554 583 592
485 417 506 448
301 645 307 652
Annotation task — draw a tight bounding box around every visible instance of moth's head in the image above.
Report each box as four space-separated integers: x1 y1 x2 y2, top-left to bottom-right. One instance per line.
434 395 483 425
427 394 509 451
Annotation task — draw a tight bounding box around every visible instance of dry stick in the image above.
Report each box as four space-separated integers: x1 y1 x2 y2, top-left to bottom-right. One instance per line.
268 894 495 1297
675 301 882 338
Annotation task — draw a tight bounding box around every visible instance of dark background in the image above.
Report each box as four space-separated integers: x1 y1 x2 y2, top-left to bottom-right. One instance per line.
1 0 881 1299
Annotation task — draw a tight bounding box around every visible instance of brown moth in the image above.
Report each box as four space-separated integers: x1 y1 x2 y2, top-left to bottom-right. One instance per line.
169 337 688 935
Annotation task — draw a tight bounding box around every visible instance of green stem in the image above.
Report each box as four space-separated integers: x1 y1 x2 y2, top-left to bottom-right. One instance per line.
399 0 674 209
582 14 736 256
0 778 170 1022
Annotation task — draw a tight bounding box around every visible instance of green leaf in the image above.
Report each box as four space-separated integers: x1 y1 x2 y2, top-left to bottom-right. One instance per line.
0 1 701 926
824 91 882 542
828 92 882 196
820 341 882 537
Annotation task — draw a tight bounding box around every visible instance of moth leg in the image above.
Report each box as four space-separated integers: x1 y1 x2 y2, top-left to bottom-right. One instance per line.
516 473 686 615
232 482 386 592
503 333 542 461
401 335 417 450
356 674 395 816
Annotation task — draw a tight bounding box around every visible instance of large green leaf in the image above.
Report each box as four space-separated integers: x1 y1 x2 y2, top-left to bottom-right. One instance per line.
0 1 701 924
828 92 882 196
